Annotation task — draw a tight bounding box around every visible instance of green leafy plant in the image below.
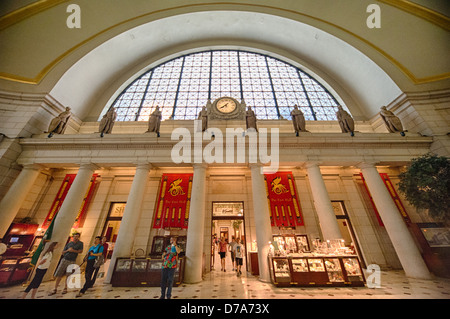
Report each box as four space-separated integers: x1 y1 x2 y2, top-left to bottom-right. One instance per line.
398 153 450 223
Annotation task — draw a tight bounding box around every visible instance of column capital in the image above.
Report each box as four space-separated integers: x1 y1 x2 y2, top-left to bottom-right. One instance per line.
192 163 208 170
248 163 262 169
22 163 45 171
356 162 378 170
134 162 152 170
305 162 322 169
78 163 99 171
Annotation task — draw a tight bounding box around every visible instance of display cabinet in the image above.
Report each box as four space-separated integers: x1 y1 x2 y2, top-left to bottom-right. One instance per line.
271 258 291 286
269 255 365 287
295 235 310 252
324 258 345 283
0 257 31 287
272 234 310 254
150 236 187 258
342 257 364 283
111 257 185 287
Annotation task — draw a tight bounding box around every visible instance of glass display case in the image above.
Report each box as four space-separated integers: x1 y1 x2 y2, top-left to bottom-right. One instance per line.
150 236 187 258
269 256 365 287
291 258 308 272
272 234 310 255
268 234 364 287
269 257 291 286
308 259 325 272
343 258 363 282
0 257 31 287
111 257 184 287
324 258 345 283
296 235 310 252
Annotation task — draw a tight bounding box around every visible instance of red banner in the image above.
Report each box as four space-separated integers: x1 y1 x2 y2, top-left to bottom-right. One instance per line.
42 174 98 229
153 173 193 229
43 174 76 227
73 174 98 228
264 172 304 227
360 173 410 226
380 173 410 223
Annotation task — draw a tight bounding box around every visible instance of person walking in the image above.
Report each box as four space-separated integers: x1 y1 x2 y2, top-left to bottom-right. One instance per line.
233 238 245 276
21 242 58 299
160 237 181 299
229 236 237 271
76 236 104 297
219 237 228 271
91 236 109 286
49 232 83 295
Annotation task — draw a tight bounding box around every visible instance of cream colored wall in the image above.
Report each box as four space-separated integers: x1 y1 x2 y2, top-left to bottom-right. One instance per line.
9 161 431 271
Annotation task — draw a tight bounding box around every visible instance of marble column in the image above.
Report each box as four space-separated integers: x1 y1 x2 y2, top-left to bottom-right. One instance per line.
46 163 98 279
250 164 273 282
0 164 42 238
306 162 342 240
105 163 151 283
359 163 432 280
184 164 207 283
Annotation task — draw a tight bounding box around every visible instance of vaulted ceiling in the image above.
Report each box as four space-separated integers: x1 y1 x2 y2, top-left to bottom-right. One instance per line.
1 0 448 121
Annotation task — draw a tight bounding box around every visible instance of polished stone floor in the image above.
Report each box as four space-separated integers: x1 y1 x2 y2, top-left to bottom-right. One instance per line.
1 257 450 300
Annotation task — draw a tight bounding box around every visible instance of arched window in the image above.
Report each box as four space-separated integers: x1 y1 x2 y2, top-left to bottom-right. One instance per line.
108 50 343 121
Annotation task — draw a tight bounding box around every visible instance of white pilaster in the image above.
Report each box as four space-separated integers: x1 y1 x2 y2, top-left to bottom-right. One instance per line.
0 164 42 238
306 162 342 240
359 162 432 280
105 163 151 283
184 164 207 283
250 164 273 282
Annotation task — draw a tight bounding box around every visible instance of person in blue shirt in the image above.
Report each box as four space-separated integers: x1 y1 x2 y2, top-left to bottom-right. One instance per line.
76 236 104 297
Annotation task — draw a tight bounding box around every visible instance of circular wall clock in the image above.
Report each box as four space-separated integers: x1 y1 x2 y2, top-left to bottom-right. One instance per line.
216 97 237 114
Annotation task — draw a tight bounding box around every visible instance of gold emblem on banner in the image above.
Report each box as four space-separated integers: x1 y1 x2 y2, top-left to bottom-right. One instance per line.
271 176 289 195
168 178 185 196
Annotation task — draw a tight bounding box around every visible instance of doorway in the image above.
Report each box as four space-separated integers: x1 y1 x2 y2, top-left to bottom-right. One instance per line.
211 202 247 272
332 201 366 268
100 202 125 259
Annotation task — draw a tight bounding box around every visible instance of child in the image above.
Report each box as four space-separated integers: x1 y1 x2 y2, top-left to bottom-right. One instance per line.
233 238 245 276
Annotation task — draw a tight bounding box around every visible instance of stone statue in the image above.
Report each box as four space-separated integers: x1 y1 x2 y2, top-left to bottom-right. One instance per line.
380 106 405 136
99 107 117 137
290 105 308 136
198 105 208 132
336 105 355 136
246 106 258 132
47 107 71 138
147 105 162 137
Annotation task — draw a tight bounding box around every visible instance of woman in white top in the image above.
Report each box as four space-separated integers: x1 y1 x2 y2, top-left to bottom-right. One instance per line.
21 242 58 299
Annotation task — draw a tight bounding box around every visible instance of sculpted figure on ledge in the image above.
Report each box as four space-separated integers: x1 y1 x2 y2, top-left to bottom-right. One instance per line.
198 105 208 132
246 106 258 132
336 105 355 136
99 107 117 137
147 105 162 137
380 106 405 136
290 105 308 136
47 107 72 138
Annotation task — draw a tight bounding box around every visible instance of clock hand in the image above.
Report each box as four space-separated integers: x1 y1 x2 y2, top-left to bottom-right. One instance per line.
220 103 229 109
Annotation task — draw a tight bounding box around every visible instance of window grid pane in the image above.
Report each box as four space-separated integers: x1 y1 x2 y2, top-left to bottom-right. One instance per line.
109 50 343 121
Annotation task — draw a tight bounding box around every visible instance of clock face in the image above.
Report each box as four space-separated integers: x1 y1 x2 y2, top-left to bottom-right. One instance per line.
216 98 237 114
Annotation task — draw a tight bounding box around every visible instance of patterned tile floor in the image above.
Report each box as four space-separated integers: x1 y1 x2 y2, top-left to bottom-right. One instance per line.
1 259 450 300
